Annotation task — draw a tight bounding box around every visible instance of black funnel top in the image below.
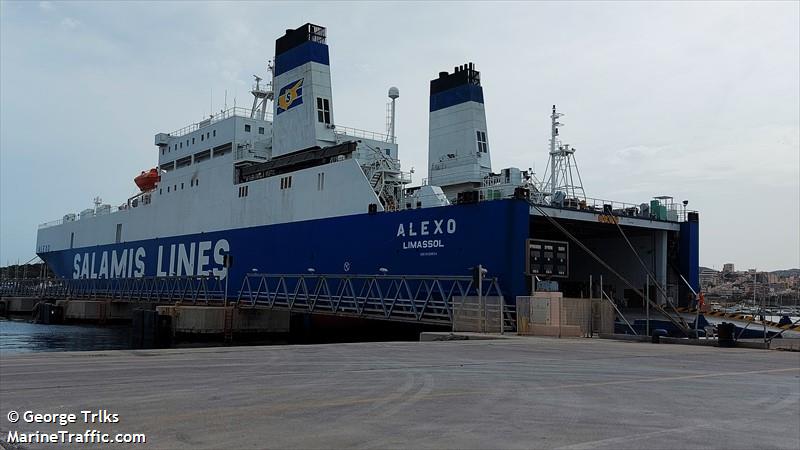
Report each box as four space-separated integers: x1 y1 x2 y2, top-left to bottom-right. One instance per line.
430 62 480 95
276 23 327 56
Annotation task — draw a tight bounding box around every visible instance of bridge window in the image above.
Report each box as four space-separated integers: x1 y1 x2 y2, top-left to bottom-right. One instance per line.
213 130 216 137
280 176 293 189
213 142 232 157
192 137 195 145
238 185 249 197
316 98 330 124
259 127 265 135
176 156 192 168
476 130 488 153
245 124 251 132
115 224 122 243
194 149 211 163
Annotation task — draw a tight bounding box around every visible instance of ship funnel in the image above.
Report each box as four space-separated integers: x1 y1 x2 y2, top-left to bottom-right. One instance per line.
271 23 335 157
427 62 491 199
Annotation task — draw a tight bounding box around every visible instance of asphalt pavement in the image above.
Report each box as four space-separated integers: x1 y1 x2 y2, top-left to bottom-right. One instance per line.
1 336 798 449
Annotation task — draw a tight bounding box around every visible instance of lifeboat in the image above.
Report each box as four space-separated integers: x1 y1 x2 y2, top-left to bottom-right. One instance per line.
134 168 160 192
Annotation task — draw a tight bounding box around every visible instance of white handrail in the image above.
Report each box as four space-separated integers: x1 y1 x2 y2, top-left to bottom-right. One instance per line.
169 107 274 137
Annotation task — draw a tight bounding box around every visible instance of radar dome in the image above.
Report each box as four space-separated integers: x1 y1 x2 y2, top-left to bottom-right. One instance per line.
388 87 399 99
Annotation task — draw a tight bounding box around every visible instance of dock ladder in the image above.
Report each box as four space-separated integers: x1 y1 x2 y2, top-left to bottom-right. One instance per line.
223 307 234 344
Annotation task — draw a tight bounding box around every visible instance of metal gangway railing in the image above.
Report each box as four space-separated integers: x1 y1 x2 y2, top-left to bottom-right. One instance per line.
0 276 225 304
236 273 516 329
0 278 68 298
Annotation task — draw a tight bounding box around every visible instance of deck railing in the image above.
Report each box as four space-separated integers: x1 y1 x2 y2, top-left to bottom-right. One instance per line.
530 195 697 223
0 276 225 304
334 125 392 143
169 107 274 137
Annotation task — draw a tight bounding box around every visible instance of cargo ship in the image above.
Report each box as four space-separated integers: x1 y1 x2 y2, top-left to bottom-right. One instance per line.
35 23 700 305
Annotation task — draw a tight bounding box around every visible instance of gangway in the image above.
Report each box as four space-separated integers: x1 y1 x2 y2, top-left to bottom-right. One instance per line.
236 273 513 329
1 273 516 329
0 276 226 304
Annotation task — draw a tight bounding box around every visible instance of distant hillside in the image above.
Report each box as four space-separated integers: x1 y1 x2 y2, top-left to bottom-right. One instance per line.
698 267 798 276
771 269 800 277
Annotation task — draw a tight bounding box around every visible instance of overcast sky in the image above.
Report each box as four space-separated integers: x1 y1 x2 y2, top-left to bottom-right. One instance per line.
1 1 798 271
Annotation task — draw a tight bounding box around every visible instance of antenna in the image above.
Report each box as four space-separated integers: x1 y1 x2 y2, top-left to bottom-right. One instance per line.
387 87 399 143
549 105 562 196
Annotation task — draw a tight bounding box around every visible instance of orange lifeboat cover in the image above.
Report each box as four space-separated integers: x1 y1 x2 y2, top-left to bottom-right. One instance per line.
134 168 160 192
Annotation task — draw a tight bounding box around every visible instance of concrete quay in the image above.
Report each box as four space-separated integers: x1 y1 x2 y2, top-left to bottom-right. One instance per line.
59 299 134 322
0 297 38 314
1 337 798 449
156 305 290 335
1 297 289 344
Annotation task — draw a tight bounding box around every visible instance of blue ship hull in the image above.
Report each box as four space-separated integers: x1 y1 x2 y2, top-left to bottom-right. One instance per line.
38 199 531 301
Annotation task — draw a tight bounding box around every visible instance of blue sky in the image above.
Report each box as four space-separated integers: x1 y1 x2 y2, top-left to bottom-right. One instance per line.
1 1 798 270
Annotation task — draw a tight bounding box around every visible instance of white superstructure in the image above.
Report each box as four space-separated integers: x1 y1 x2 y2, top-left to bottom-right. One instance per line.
36 24 417 256
35 23 615 260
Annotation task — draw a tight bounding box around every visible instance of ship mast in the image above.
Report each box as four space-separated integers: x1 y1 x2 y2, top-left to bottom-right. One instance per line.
250 61 274 120
543 105 586 204
549 105 562 196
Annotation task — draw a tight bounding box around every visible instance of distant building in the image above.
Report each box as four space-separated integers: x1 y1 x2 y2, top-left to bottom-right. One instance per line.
767 273 779 284
722 263 735 273
699 268 719 288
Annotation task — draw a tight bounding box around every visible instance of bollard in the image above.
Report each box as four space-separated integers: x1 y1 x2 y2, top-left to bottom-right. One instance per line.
651 329 668 343
717 322 736 348
156 314 173 348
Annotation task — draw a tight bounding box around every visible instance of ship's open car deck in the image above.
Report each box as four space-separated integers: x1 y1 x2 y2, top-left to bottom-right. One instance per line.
528 210 693 309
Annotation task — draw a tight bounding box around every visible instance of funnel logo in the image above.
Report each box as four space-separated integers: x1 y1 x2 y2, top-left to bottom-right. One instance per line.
277 78 304 114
